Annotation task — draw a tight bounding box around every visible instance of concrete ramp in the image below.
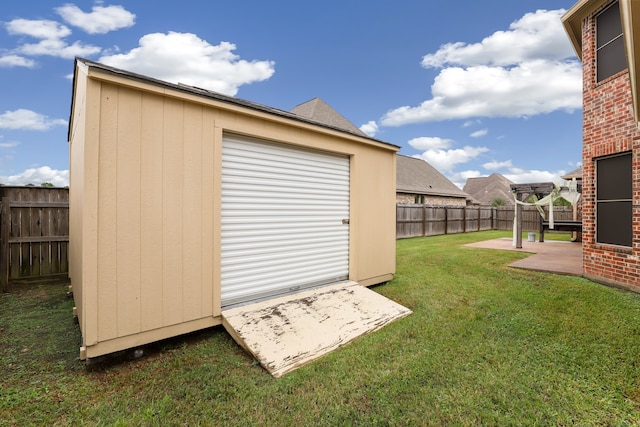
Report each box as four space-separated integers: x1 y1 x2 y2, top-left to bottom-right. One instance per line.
222 281 412 378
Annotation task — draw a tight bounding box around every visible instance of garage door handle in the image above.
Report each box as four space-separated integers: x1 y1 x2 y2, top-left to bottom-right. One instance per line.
342 219 350 225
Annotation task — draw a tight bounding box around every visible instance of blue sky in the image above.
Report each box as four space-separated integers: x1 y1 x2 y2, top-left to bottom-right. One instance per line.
0 0 582 188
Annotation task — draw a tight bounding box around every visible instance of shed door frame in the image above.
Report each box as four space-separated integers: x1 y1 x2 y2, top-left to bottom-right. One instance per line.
220 134 351 307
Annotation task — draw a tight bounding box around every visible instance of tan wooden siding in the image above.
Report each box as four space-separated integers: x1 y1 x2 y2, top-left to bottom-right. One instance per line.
352 150 396 285
139 91 165 331
89 84 218 346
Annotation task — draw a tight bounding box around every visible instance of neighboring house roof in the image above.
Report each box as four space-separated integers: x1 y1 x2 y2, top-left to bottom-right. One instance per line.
463 173 515 205
71 58 397 149
396 155 469 199
291 98 368 137
561 166 582 181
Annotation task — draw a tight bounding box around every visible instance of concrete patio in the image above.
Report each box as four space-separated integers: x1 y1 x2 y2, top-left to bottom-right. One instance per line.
464 237 583 277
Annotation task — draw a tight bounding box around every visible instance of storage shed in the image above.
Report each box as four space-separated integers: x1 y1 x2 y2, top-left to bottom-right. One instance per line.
68 58 401 361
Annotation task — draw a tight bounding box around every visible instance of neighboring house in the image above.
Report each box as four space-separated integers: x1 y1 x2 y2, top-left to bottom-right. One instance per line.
396 155 470 206
463 173 515 206
563 0 639 291
68 58 400 360
291 97 369 137
561 166 583 183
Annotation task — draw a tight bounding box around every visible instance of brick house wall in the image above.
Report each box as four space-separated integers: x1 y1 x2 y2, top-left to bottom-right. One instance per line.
581 5 640 290
396 193 467 207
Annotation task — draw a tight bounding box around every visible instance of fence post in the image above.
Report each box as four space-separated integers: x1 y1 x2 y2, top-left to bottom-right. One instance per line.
0 197 9 292
515 198 523 248
422 204 426 237
463 206 467 233
443 206 448 234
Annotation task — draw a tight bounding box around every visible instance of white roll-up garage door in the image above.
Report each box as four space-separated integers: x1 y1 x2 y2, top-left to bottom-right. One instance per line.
221 134 350 307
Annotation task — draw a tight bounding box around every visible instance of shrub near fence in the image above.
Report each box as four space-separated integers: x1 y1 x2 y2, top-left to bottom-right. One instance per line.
0 186 69 291
396 205 574 239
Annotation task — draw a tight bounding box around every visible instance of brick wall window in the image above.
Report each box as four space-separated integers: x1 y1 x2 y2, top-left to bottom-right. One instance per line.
595 152 632 246
596 0 626 82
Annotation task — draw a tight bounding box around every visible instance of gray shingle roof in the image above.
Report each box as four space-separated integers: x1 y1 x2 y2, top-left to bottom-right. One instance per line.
291 98 368 137
462 173 515 205
561 166 582 181
396 155 469 199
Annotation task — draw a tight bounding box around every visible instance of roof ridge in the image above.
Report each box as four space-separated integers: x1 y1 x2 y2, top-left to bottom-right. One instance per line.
291 98 367 136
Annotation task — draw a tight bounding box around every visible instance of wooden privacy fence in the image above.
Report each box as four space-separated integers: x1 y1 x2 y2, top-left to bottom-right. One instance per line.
396 205 574 239
0 187 574 290
0 186 69 291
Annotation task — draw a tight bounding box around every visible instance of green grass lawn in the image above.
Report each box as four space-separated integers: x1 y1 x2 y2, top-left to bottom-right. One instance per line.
2 230 640 426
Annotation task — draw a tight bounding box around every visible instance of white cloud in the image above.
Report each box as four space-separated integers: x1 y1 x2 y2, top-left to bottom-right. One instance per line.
17 38 101 59
56 4 136 34
4 17 101 60
470 128 488 138
0 141 20 149
382 60 581 125
420 146 489 173
458 170 483 181
0 109 67 130
0 55 36 68
3 8 271 99
462 120 481 128
480 163 567 184
408 136 454 150
99 32 275 96
422 9 574 68
568 161 582 168
5 19 72 39
360 120 378 137
504 168 565 184
1 4 134 65
483 160 513 170
0 166 69 187
380 9 581 126
409 136 489 174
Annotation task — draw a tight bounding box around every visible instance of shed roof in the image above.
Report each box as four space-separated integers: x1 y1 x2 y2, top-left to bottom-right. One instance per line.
396 155 469 199
70 58 398 150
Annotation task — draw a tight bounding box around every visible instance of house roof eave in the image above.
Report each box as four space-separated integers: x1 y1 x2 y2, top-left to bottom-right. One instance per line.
620 0 640 124
562 0 609 59
396 187 468 199
563 0 640 123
